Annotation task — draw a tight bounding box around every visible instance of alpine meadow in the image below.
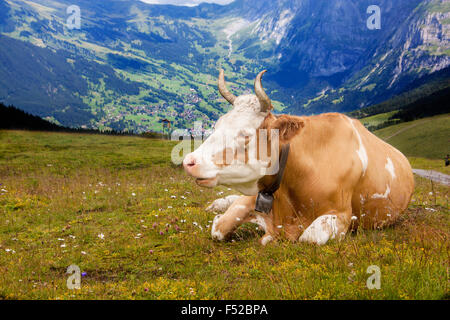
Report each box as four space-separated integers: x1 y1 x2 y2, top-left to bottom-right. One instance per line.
0 0 449 303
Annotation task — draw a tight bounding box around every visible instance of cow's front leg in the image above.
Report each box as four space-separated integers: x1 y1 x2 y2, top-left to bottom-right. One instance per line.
211 195 256 241
206 194 241 213
299 210 352 245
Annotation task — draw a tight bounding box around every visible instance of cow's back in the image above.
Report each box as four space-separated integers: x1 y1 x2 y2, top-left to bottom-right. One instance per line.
349 119 414 229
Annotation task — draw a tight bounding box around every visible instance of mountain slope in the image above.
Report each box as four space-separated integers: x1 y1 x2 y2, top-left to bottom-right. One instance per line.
350 66 450 119
0 35 141 127
0 0 449 132
374 114 449 159
238 0 450 113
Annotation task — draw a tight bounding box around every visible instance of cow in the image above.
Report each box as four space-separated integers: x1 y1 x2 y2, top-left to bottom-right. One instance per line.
182 70 415 245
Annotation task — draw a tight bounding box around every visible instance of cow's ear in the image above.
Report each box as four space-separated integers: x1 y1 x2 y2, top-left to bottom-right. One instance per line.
271 115 304 142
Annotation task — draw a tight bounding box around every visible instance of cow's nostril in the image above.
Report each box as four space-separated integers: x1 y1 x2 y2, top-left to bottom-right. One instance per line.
186 159 196 167
183 155 197 170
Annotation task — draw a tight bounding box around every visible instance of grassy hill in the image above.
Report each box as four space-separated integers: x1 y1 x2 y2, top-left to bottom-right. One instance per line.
360 111 398 128
373 114 450 161
0 129 448 299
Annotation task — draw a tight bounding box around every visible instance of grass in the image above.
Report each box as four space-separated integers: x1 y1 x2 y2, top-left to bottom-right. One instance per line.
373 114 450 160
360 111 398 127
0 129 448 300
408 157 450 176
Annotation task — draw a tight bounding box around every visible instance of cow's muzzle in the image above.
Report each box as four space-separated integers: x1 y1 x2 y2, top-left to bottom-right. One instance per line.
183 153 218 187
195 176 218 188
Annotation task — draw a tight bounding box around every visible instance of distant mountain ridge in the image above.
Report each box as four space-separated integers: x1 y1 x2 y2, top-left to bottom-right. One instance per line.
0 0 449 132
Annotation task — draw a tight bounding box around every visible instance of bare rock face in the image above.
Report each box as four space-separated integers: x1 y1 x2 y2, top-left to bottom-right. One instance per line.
389 7 450 88
223 0 450 112
233 0 449 80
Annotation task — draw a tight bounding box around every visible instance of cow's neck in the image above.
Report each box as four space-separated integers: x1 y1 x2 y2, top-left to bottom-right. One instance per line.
258 141 310 239
258 150 297 213
227 180 260 195
256 112 310 232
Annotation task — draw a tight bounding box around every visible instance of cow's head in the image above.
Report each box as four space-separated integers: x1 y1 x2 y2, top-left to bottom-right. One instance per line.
183 70 303 195
182 70 275 195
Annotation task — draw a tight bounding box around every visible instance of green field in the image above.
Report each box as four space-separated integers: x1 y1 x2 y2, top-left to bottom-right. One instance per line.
373 114 450 160
360 111 398 127
0 128 448 300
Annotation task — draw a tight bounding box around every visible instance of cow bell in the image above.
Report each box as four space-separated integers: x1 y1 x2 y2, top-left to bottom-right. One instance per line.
255 191 274 214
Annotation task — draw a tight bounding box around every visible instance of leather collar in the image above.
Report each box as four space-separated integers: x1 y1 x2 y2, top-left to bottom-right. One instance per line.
254 143 290 213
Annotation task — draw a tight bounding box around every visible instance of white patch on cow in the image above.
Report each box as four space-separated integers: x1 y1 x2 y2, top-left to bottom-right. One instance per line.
260 234 273 246
226 194 241 203
211 214 225 241
299 214 338 245
385 157 396 180
346 117 368 176
206 195 241 212
360 194 365 205
371 185 391 199
249 215 267 232
351 216 358 221
235 204 246 210
206 198 227 212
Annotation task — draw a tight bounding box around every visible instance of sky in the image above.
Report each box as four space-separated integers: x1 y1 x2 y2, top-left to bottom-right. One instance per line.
140 0 235 7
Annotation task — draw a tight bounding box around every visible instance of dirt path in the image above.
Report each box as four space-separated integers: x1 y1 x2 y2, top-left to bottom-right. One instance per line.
413 169 450 186
385 119 431 141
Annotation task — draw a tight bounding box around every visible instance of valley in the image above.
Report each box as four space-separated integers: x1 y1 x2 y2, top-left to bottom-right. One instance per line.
0 0 449 133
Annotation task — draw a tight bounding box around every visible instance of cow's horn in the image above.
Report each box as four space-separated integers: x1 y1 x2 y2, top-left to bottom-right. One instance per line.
218 69 236 105
254 70 271 112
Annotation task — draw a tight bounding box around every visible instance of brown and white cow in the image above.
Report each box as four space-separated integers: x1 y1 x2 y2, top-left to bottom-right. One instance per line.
183 70 414 245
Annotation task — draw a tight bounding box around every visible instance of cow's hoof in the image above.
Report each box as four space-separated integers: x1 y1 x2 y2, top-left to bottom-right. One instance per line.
260 234 274 246
211 214 226 241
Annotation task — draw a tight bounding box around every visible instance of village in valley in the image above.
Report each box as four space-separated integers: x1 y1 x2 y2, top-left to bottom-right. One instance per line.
92 87 219 136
